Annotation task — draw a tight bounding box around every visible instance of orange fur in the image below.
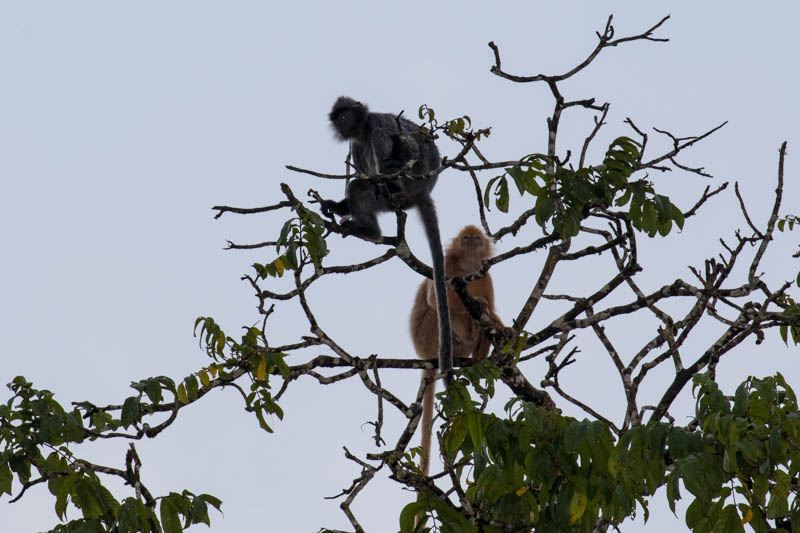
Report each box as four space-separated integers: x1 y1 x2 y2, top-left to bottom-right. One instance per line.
409 225 504 476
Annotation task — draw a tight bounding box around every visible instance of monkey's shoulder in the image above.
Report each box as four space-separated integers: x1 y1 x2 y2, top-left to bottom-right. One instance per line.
365 113 401 134
367 112 428 135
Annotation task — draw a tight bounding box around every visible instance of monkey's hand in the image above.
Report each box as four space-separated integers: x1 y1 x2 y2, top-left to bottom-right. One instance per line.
473 296 490 315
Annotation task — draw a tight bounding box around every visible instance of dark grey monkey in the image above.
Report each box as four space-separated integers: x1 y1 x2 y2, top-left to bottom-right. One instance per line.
320 96 453 385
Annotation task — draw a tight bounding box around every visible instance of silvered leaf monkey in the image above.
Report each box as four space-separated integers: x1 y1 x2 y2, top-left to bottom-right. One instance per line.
321 96 454 390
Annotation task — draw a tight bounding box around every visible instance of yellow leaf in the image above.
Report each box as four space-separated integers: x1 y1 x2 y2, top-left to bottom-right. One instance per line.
198 370 210 387
274 257 285 276
516 486 528 496
208 365 218 378
177 383 189 404
568 490 587 525
256 354 267 382
741 508 753 525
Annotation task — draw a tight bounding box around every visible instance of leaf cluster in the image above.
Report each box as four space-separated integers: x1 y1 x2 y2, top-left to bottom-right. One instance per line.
484 138 684 238
0 377 222 532
671 374 800 533
193 317 290 432
418 104 490 142
253 207 328 279
401 372 800 533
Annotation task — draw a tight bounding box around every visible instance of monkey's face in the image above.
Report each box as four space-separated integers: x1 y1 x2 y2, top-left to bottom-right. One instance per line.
331 109 354 137
329 98 367 140
460 231 486 253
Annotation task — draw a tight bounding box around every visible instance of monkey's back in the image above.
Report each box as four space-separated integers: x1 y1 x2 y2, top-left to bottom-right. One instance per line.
410 278 483 361
409 281 438 361
352 113 440 178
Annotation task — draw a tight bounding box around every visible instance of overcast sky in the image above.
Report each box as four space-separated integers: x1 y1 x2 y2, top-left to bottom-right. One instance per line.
1 2 798 532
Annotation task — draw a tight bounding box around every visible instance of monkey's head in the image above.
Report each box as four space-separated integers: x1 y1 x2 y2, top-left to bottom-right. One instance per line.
329 96 369 141
454 225 492 259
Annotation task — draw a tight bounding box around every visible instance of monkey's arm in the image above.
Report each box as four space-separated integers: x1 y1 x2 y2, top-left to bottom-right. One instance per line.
473 307 505 362
319 198 350 218
382 134 420 174
467 276 495 310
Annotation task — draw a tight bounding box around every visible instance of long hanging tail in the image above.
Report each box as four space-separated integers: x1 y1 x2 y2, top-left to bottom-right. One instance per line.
417 197 453 386
419 369 436 476
415 370 436 528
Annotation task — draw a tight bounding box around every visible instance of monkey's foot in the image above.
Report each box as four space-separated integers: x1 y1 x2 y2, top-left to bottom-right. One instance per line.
340 219 382 241
388 191 414 208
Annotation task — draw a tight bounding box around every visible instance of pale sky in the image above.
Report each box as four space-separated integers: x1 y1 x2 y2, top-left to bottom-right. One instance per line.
1 2 798 532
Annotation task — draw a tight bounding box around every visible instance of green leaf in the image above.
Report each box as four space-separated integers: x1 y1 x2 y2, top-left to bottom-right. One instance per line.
484 175 503 211
714 504 745 533
559 208 581 237
679 456 711 501
277 219 293 249
791 506 800 533
654 194 672 222
467 412 485 450
134 499 154 529
525 448 553 484
198 493 222 511
118 498 139 533
534 196 555 227
507 166 541 196
191 498 210 526
564 420 587 452
685 498 704 528
399 500 428 533
160 497 182 533
672 203 685 230
144 380 162 405
494 176 509 213
666 470 680 514
428 496 474 532
184 375 199 401
737 436 765 466
255 407 274 433
0 461 12 496
643 202 659 234
445 416 468 455
121 396 140 428
55 473 78 520
74 479 103 519
284 244 299 270
615 187 632 207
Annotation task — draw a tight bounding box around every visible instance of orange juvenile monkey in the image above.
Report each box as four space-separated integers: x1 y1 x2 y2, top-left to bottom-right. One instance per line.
409 225 504 475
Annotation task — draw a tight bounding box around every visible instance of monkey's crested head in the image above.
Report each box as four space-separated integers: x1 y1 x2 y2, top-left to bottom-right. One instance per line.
329 96 369 141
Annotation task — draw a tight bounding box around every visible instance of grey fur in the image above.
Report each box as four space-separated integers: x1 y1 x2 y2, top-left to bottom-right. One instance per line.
323 96 453 385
